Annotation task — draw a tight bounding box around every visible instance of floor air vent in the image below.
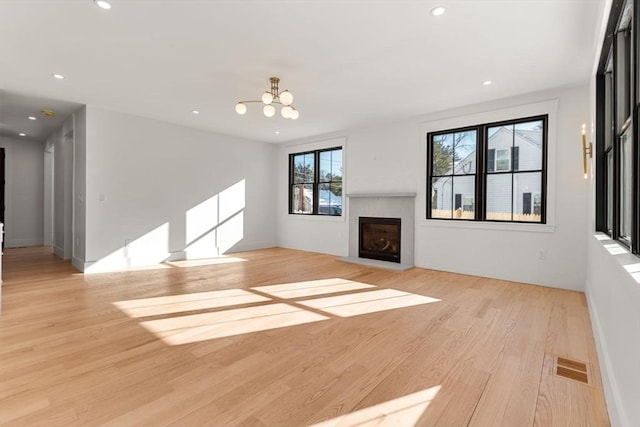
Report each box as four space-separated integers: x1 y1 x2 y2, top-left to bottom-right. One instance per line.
555 356 589 384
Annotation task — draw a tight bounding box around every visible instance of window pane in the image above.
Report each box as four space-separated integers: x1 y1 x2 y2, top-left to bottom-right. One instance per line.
488 124 513 172
496 148 511 171
318 183 342 215
453 130 476 175
319 151 331 182
293 153 314 184
514 120 543 170
291 184 313 214
432 134 454 176
332 149 342 181
606 150 614 234
619 127 633 241
615 29 631 128
431 177 452 218
319 149 342 183
513 172 542 222
486 174 512 220
452 176 475 219
604 63 614 149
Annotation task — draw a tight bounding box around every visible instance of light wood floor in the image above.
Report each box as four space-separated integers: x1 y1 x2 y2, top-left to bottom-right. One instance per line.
0 247 609 426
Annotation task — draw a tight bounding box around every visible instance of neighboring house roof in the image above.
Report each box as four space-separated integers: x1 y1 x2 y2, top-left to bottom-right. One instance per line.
443 127 541 176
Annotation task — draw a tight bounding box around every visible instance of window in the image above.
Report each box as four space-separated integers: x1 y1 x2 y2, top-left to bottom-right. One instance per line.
289 147 342 216
427 116 546 223
430 130 477 219
596 0 638 254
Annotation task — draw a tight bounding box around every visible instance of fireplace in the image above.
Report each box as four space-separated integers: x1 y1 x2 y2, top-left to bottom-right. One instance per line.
359 217 401 263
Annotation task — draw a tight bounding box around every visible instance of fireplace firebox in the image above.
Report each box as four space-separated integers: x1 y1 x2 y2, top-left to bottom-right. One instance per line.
359 217 401 263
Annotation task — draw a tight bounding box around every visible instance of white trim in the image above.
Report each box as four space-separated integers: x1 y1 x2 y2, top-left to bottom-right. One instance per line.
420 219 555 233
286 214 346 223
53 245 64 258
71 256 85 272
5 238 44 248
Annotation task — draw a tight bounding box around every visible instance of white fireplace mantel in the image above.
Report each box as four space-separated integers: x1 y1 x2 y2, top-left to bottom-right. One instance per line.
339 193 415 271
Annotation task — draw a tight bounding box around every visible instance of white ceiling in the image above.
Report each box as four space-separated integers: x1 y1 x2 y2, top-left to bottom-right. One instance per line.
0 0 602 144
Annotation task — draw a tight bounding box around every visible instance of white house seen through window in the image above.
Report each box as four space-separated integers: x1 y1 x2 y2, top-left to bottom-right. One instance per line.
428 115 547 223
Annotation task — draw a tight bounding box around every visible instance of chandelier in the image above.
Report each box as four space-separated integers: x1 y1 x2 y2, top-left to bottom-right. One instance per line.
235 77 299 120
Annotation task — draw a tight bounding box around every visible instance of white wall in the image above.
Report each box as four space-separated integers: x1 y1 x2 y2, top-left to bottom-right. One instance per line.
584 1 640 426
83 107 276 272
418 89 589 290
43 148 53 246
73 107 87 269
277 137 350 256
277 86 589 290
0 136 44 247
585 237 640 427
51 120 74 259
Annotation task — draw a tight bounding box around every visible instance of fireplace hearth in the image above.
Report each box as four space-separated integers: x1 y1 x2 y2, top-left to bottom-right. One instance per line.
359 217 401 263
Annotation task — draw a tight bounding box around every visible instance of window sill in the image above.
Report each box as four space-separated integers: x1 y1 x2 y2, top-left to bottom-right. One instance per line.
287 214 346 222
593 233 640 284
420 219 556 233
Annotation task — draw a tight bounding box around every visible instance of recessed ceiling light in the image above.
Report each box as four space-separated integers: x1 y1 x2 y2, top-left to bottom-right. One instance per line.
275 131 280 135
28 116 37 120
431 7 446 16
52 74 65 79
483 80 493 86
192 110 200 114
94 0 112 10
19 133 26 137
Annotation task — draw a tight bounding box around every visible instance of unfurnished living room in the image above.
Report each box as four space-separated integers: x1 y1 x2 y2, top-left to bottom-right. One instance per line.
0 1 638 426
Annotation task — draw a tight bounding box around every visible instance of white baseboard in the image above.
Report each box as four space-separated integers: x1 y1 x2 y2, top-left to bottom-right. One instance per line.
585 281 628 427
224 240 276 254
5 238 44 248
81 242 277 273
71 256 85 272
53 245 65 258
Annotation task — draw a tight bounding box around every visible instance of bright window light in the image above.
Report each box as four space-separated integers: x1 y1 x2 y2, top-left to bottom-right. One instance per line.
95 0 112 10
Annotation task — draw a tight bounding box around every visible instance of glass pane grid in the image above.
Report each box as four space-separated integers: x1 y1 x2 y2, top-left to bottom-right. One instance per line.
290 147 342 216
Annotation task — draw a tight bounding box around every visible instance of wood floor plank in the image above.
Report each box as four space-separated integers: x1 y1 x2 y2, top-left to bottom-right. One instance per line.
0 246 609 426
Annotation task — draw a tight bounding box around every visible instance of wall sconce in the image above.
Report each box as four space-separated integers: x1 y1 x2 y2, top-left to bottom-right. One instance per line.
582 123 592 179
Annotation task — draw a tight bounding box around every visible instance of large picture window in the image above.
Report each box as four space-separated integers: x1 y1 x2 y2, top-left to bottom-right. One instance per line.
289 147 343 216
427 116 547 223
596 0 638 254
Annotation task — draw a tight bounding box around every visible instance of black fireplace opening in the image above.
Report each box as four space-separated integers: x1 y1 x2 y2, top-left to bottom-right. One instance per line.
359 217 401 263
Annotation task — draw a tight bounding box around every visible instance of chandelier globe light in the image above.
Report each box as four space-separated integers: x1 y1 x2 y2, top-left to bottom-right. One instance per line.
235 77 299 120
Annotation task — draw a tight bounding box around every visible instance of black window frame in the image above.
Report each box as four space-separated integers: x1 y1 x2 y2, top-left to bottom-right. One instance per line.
595 0 639 255
289 146 343 216
426 114 548 224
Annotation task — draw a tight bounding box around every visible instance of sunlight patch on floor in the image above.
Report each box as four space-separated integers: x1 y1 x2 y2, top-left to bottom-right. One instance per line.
114 278 441 345
298 289 441 317
114 289 269 318
140 303 329 345
310 385 441 427
252 278 375 299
